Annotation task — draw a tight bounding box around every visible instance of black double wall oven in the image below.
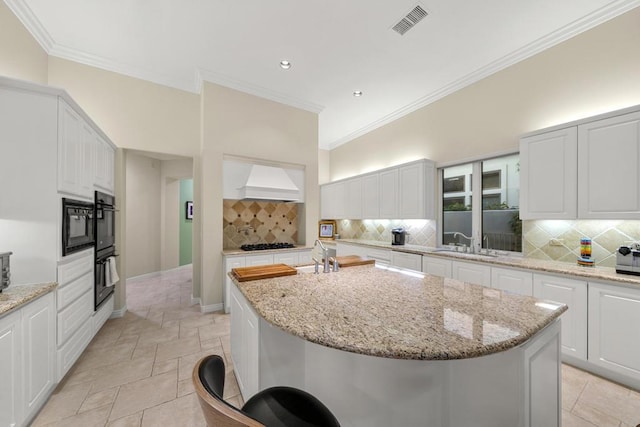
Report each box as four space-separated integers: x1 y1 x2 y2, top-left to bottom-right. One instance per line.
95 191 116 309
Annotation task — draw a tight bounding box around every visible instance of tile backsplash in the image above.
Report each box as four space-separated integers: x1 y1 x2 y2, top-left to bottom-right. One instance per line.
336 219 437 247
523 220 640 267
223 200 298 249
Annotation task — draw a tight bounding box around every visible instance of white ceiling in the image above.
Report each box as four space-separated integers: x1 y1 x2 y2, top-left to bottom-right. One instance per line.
6 0 639 149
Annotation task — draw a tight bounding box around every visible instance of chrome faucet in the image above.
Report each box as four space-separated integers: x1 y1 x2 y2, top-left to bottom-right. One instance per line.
453 232 475 253
313 239 331 273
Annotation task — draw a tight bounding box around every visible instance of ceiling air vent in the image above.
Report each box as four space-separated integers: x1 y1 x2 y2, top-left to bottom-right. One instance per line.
391 5 428 35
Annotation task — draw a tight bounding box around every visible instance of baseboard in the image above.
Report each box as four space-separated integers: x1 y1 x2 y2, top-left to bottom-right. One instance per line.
191 296 201 305
562 354 640 391
201 302 224 313
110 305 127 318
127 264 192 281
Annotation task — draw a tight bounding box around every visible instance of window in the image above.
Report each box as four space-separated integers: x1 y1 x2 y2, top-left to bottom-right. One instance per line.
441 154 521 252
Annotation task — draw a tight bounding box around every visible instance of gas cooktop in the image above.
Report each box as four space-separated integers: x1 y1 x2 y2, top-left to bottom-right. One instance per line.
240 243 296 251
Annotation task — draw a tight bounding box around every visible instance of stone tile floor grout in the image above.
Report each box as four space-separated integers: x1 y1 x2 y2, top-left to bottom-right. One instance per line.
32 264 640 426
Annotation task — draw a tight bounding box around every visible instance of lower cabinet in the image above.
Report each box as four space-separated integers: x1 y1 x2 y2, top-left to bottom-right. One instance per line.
390 251 422 272
451 260 491 286
533 274 587 360
422 255 452 278
0 292 56 427
491 267 533 296
588 282 640 381
230 283 260 400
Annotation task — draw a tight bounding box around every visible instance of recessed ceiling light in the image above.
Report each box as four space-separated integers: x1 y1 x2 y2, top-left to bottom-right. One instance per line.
353 91 363 97
280 60 291 70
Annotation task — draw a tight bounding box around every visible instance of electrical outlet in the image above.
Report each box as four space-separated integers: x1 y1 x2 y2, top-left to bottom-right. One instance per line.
549 238 564 246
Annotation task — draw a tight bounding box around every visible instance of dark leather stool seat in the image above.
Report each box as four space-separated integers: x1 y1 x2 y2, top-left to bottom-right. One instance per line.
193 354 340 427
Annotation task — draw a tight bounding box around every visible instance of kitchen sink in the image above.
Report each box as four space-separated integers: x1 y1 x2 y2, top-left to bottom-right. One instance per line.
296 265 318 274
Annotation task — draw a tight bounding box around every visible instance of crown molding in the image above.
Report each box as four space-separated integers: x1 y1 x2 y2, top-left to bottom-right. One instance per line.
3 0 54 51
197 68 325 114
325 0 640 150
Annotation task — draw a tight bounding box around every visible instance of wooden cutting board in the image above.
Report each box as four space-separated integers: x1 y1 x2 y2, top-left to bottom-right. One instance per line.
232 264 298 282
330 255 375 268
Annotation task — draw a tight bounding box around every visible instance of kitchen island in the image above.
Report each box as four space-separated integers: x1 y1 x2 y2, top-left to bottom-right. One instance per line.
230 264 567 427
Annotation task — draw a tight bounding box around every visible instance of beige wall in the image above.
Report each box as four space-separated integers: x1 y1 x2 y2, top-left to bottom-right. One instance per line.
0 2 48 83
199 82 319 308
160 158 193 271
47 57 201 156
329 7 640 180
125 153 162 278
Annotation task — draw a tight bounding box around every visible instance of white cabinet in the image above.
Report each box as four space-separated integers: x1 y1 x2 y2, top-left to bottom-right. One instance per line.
451 260 491 286
491 267 533 296
578 111 640 219
57 99 95 199
320 181 346 219
336 242 390 266
391 251 422 272
344 177 363 219
244 254 274 267
0 310 22 427
520 127 577 219
398 161 435 219
273 252 299 266
588 282 640 381
0 292 56 427
533 274 587 360
378 168 398 219
336 242 366 258
521 107 640 220
224 256 246 314
361 173 380 219
94 135 115 193
22 292 56 423
56 250 94 381
230 283 260 400
422 255 452 278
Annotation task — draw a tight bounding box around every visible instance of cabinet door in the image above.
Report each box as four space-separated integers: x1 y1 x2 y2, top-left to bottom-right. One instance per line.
58 100 82 196
520 127 577 219
491 267 533 296
361 173 380 219
533 274 587 359
422 255 452 278
0 310 23 427
391 251 422 272
229 285 246 393
244 302 260 399
224 257 245 314
451 260 491 286
22 293 56 422
78 122 95 198
320 181 346 219
336 243 366 258
365 248 391 267
379 169 398 219
95 136 115 193
345 177 363 219
588 282 640 379
398 162 424 219
578 111 640 219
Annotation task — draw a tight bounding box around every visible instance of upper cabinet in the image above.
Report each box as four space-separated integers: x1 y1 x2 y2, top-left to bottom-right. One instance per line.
320 159 436 220
520 127 577 220
520 107 640 220
578 111 640 219
58 99 116 197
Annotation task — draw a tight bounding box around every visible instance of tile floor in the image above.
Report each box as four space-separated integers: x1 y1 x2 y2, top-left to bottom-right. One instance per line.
33 265 640 426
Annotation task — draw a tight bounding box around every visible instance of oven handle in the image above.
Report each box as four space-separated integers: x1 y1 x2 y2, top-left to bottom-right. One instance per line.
97 254 120 264
96 206 118 212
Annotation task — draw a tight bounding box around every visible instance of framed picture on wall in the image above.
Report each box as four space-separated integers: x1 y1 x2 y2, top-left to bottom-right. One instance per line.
319 220 336 239
186 201 194 220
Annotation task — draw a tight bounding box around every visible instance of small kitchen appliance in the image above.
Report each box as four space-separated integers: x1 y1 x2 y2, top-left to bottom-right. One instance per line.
391 228 407 246
0 251 12 292
616 243 640 275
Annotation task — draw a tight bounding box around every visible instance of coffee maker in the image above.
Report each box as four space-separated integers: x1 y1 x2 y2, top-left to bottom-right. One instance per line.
391 228 407 245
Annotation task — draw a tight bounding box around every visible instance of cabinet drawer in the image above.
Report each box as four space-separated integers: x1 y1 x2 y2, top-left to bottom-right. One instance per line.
57 271 93 311
422 256 452 278
57 290 93 346
58 251 93 286
297 250 313 265
244 254 274 267
57 320 92 381
491 267 533 296
452 261 491 286
391 251 422 272
366 248 391 264
273 252 299 266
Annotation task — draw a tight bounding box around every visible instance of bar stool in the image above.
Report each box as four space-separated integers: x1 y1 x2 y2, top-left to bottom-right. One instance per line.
193 354 341 427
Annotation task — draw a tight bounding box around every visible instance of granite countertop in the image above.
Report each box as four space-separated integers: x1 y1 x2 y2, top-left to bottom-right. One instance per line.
0 282 58 317
232 265 566 360
222 246 314 256
337 239 640 287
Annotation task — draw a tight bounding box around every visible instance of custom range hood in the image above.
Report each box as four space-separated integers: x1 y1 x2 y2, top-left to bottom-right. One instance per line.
239 164 301 202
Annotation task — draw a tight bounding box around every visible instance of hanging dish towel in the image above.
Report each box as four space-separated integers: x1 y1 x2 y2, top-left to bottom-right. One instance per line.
106 256 119 287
